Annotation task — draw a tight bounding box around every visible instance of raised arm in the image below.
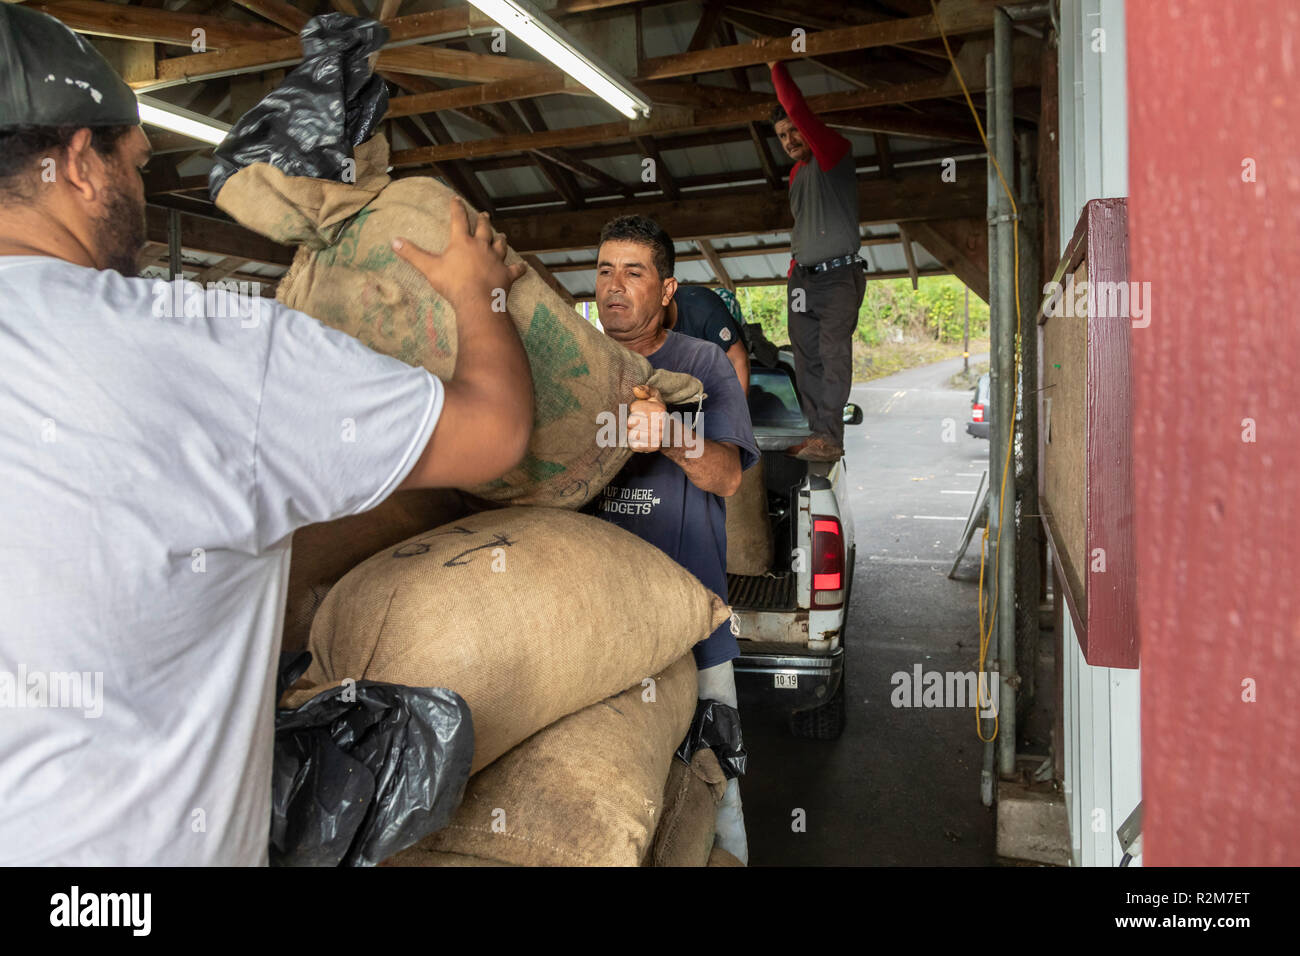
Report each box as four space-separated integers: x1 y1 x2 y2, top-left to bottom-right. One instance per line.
770 61 851 170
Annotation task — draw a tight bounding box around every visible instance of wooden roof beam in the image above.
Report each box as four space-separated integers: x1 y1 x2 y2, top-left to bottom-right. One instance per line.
543 232 915 272
495 160 986 253
638 0 1005 81
634 135 677 200
523 255 578 308
145 204 294 265
384 0 1008 118
698 239 736 294
32 0 284 49
389 47 1036 167
715 19 783 192
228 0 307 32
897 222 920 289
129 7 500 90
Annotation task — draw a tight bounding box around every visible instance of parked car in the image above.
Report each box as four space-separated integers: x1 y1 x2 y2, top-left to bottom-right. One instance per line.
967 372 990 440
729 356 862 740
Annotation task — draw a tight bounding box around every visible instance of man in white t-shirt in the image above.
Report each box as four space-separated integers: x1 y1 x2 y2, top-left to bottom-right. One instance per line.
0 6 534 865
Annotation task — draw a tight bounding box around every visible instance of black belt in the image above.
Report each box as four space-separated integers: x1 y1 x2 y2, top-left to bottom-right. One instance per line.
801 254 863 274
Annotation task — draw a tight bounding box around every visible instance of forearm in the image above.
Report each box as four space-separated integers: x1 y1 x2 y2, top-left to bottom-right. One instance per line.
725 343 750 394
449 289 533 450
662 437 741 497
398 290 532 489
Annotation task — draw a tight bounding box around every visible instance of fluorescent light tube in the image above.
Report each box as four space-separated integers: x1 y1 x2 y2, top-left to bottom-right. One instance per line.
467 0 650 119
136 95 231 146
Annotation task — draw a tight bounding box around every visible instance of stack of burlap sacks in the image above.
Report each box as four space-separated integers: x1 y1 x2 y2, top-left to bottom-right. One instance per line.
219 135 736 866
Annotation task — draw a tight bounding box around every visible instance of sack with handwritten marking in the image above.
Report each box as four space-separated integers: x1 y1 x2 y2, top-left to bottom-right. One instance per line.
283 507 731 772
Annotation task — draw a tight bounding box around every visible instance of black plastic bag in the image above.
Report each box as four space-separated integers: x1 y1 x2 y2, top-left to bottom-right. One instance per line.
271 653 474 867
209 12 389 200
675 699 747 780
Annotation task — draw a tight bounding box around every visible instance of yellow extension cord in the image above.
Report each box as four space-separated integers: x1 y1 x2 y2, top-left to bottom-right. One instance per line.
929 1 1023 742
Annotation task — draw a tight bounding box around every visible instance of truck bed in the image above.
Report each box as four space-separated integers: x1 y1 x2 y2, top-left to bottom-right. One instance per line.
726 570 796 611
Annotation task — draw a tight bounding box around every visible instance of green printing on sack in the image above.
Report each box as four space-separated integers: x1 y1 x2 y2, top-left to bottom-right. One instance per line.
317 209 374 268
522 303 589 427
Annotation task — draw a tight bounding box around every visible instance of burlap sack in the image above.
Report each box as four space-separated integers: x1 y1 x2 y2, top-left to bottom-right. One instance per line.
386 653 698 867
283 489 474 653
381 848 512 868
284 507 729 772
215 135 703 509
707 846 745 867
726 459 773 575
647 748 727 867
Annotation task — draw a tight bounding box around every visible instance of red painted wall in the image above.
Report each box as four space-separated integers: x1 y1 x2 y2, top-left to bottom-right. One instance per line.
1127 1 1300 865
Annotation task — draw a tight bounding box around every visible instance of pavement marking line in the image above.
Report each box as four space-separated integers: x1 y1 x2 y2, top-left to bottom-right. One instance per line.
956 472 983 477
867 555 952 566
880 389 908 413
941 489 976 494
911 515 967 520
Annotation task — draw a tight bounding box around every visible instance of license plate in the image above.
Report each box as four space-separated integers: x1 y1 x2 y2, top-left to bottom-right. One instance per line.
774 673 798 689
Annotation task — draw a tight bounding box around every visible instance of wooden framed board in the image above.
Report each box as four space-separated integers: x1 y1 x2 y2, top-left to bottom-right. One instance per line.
1037 198 1139 669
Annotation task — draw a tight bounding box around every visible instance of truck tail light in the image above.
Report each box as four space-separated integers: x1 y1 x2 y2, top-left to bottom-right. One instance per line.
812 516 845 609
972 403 985 423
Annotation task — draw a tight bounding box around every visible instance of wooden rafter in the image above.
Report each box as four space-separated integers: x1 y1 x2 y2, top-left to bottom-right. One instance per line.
379 0 1006 118
31 0 283 49
523 255 578 308
507 100 584 210
907 217 989 302
388 49 1036 167
688 1 725 52
715 19 783 192
228 0 307 32
144 205 293 265
392 115 497 216
697 239 736 293
897 222 920 289
126 7 498 90
194 256 252 284
542 232 915 273
495 160 986 253
634 135 677 200
637 0 1004 81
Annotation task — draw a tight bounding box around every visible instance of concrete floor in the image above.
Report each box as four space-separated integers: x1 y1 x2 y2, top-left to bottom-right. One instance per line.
738 355 999 866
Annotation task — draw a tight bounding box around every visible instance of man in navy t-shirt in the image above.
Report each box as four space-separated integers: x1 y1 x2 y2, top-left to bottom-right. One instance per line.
667 284 751 393
589 214 759 863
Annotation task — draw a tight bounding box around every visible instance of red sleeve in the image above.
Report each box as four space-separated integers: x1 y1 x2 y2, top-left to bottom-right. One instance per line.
771 62 850 170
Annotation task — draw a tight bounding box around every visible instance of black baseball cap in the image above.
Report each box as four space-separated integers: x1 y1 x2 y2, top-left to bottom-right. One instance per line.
0 4 139 129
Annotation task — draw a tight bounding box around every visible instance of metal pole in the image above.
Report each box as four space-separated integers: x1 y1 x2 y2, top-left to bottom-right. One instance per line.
167 209 181 281
963 286 970 373
1016 128 1042 711
994 6 1018 780
981 52 998 800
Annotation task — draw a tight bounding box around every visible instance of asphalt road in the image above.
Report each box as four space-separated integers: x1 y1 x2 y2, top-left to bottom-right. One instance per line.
739 353 997 866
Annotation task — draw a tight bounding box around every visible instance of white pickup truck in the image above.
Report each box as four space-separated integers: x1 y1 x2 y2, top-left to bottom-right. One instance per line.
729 357 862 740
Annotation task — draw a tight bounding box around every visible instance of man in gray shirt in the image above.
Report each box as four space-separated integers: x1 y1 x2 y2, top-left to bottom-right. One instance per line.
0 6 532 864
769 60 867 462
